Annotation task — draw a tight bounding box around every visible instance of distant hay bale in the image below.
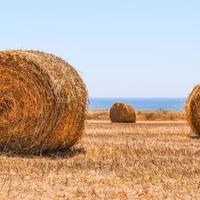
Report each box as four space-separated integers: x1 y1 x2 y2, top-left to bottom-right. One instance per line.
185 85 200 135
109 103 136 123
0 50 87 153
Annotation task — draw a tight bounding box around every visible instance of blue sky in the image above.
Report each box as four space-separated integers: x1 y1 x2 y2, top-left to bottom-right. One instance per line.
0 0 200 97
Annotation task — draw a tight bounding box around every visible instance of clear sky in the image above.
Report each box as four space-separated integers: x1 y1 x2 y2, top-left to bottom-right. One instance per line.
0 0 200 98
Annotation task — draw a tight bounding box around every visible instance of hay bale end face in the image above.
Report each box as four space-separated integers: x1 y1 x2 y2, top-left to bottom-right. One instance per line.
109 103 136 123
0 50 87 153
185 85 200 135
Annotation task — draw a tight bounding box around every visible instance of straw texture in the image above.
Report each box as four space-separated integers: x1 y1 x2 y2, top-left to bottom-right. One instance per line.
109 102 136 123
185 85 200 135
0 50 87 153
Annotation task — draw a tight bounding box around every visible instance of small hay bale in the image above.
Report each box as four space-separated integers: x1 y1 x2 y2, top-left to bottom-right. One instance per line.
185 85 200 135
0 50 87 153
109 103 136 123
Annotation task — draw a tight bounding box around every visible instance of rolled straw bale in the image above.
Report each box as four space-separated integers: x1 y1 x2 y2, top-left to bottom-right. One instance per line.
185 85 200 135
0 50 87 153
109 102 136 123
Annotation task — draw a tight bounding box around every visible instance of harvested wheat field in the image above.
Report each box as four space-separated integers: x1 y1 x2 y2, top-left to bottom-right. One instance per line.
0 114 200 199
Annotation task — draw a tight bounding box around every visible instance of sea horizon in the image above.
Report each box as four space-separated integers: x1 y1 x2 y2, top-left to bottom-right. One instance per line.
89 97 186 111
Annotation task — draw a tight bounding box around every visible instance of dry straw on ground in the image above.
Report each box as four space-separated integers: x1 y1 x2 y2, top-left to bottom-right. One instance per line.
109 102 136 123
0 50 87 154
185 84 200 135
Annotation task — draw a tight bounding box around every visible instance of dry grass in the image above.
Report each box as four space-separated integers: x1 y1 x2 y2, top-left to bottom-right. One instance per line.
87 109 184 121
0 118 200 199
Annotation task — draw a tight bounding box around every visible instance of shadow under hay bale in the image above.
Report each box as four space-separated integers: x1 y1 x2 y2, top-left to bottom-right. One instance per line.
0 50 87 154
109 102 136 123
185 84 200 136
0 146 86 159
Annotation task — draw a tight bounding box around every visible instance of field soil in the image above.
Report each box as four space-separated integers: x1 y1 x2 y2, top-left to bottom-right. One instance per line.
1 112 200 199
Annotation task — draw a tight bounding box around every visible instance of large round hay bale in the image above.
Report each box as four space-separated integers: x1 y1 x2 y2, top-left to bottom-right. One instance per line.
109 102 136 123
0 50 87 153
185 85 200 135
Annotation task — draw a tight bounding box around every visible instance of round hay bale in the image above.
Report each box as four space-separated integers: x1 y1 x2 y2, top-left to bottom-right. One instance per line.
109 102 136 123
185 85 200 135
0 50 87 153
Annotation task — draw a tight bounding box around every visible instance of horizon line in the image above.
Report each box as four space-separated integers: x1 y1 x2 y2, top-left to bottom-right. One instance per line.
89 97 187 99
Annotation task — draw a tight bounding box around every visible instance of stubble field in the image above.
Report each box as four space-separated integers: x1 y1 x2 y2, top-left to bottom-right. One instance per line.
0 111 200 199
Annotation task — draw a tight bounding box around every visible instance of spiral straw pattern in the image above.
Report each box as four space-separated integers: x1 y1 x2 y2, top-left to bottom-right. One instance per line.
109 102 136 123
185 85 200 135
0 50 87 153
